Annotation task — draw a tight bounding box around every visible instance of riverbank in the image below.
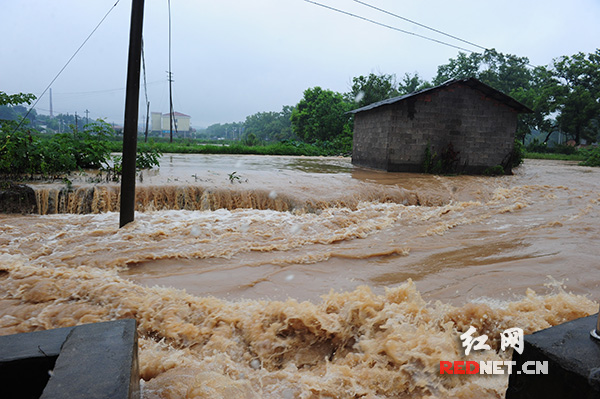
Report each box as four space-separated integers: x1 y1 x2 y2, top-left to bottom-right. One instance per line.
107 140 351 157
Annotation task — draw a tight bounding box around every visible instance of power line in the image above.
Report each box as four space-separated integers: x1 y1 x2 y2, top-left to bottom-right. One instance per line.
303 0 475 53
53 80 163 97
12 0 121 134
350 0 488 52
350 0 536 69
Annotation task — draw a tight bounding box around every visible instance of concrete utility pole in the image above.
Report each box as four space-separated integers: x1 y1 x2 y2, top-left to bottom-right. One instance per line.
167 71 174 142
120 0 145 228
85 109 90 125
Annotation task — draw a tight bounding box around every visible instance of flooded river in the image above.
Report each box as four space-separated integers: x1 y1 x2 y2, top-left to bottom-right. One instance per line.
1 155 599 398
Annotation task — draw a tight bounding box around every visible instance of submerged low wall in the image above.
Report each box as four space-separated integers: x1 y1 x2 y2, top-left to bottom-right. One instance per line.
0 183 37 214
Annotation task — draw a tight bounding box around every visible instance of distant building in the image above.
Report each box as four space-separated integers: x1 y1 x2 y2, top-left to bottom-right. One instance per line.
151 111 192 136
349 78 533 174
151 112 162 132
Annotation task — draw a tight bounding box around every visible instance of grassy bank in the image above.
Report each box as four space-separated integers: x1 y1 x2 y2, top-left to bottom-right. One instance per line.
107 140 349 157
524 152 586 161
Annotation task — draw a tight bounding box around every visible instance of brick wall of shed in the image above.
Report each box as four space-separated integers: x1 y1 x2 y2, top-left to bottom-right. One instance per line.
387 84 518 173
352 106 392 170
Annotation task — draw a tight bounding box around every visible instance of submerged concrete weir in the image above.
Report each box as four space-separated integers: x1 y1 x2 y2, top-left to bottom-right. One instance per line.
24 183 431 215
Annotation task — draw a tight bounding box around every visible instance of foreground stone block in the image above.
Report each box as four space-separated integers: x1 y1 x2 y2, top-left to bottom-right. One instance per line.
0 319 139 399
506 314 600 399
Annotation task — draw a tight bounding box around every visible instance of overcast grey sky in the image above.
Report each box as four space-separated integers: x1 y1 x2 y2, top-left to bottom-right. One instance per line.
2 0 599 128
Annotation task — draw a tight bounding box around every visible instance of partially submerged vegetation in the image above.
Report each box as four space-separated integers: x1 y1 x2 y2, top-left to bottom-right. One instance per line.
523 139 599 165
105 139 349 158
1 92 160 182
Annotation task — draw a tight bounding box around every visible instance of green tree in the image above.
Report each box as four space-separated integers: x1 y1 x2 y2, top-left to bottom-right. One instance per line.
205 122 244 140
290 87 353 143
244 106 294 142
0 92 37 176
549 50 600 144
433 49 532 95
510 66 558 142
433 49 558 142
397 72 432 95
0 92 36 108
347 73 398 108
433 51 483 85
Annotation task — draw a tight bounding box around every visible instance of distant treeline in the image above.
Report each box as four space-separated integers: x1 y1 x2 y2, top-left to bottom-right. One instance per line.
194 48 599 153
2 48 599 173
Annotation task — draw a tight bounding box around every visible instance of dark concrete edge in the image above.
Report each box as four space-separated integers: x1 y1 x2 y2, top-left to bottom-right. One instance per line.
0 319 140 399
0 324 75 362
40 319 139 399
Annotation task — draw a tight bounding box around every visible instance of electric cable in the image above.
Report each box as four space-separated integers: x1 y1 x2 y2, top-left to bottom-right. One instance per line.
304 0 537 69
303 0 475 53
350 0 488 51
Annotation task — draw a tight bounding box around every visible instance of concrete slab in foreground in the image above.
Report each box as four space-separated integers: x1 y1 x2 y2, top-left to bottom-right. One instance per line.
506 313 600 399
0 319 139 399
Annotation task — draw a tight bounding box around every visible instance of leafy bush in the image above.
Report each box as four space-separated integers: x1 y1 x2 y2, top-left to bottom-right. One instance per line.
551 143 578 155
510 139 525 168
72 121 114 168
483 165 505 176
580 146 600 167
242 132 260 147
101 142 162 182
0 117 116 178
526 138 577 155
526 139 548 153
423 142 460 174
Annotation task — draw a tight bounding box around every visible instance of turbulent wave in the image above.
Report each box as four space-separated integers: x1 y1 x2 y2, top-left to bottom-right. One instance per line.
0 254 595 398
3 159 600 398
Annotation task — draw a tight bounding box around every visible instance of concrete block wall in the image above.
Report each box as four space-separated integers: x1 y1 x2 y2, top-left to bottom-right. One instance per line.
352 83 518 174
352 106 392 170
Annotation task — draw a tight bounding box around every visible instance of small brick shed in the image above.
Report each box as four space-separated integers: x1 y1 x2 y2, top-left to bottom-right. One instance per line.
349 78 532 174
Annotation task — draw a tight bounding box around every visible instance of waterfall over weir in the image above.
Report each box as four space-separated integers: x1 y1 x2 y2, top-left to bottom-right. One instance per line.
32 184 431 215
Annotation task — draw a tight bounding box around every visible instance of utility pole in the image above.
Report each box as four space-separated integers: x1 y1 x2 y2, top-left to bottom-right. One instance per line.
49 88 53 118
74 112 78 133
168 0 174 143
85 109 90 126
120 0 145 228
144 101 150 143
167 71 174 143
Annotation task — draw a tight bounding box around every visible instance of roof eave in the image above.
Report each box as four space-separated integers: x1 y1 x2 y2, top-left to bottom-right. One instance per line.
347 78 533 115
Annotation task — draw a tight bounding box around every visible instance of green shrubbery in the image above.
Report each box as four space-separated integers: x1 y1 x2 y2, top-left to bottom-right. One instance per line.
1 94 162 180
526 139 578 155
0 121 114 178
510 139 525 168
579 146 600 167
106 138 349 157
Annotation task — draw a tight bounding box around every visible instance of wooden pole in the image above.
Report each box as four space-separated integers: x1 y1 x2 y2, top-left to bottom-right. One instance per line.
120 0 145 228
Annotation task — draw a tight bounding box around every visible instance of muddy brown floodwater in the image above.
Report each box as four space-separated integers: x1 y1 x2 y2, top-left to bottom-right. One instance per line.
1 155 599 398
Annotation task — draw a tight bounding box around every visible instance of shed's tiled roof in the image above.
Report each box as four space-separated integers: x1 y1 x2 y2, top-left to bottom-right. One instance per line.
347 78 533 114
162 112 191 117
